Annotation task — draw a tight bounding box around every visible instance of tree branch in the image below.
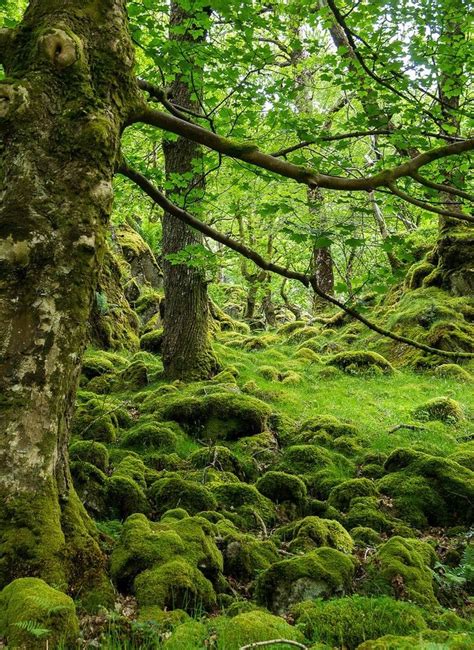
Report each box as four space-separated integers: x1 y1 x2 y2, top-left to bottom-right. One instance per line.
128 106 474 193
387 182 474 223
410 171 474 203
118 162 474 360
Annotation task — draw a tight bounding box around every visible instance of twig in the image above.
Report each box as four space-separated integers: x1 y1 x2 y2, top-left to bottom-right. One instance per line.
240 641 308 650
388 423 426 434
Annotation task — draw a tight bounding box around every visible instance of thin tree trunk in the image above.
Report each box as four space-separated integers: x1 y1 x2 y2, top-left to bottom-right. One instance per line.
0 0 137 596
162 1 218 380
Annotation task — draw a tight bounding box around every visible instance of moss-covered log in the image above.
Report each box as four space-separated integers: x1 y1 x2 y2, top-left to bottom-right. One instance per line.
0 0 139 596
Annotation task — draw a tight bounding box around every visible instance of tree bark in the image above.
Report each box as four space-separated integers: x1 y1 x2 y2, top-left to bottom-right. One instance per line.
0 0 138 597
161 1 218 380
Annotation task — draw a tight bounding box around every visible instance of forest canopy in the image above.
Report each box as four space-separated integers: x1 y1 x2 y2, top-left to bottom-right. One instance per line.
0 0 473 648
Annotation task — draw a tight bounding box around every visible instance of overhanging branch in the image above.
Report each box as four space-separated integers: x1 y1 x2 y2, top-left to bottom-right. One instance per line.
118 161 474 360
128 106 474 193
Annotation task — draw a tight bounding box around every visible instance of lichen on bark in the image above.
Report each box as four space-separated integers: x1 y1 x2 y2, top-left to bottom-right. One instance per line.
0 0 140 598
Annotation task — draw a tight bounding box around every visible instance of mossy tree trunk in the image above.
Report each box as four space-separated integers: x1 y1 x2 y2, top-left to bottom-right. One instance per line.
161 1 218 381
0 0 138 595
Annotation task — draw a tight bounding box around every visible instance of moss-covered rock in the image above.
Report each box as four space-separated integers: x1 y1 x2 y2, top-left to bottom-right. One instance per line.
70 460 107 517
210 482 276 529
365 537 437 607
71 398 118 443
220 528 280 582
328 351 394 375
163 621 209 649
69 440 109 472
274 516 353 554
379 449 474 526
255 547 355 613
148 477 217 517
139 328 164 353
413 396 464 423
256 471 307 506
105 474 149 519
292 596 427 649
120 420 179 453
110 512 223 594
434 364 473 382
259 365 280 380
212 610 306 649
134 559 216 613
278 445 333 475
356 631 474 649
328 479 378 513
152 391 271 440
351 526 382 547
0 578 79 649
189 445 255 481
120 359 150 389
298 414 358 439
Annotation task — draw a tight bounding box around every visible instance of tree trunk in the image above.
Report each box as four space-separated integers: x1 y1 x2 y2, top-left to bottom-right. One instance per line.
0 0 137 598
309 188 335 313
161 1 218 380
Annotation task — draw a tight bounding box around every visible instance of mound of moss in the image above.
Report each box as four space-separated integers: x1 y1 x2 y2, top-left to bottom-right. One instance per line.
148 477 217 517
256 471 307 506
255 547 355 614
212 610 306 649
274 516 354 554
0 578 79 649
328 351 394 375
120 420 179 453
413 396 464 423
152 391 271 440
292 596 428 649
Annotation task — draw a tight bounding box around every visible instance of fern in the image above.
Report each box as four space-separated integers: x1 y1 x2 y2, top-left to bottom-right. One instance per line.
95 290 109 315
14 619 51 639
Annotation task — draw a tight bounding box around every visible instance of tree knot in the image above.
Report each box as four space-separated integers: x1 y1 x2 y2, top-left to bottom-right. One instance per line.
38 28 82 70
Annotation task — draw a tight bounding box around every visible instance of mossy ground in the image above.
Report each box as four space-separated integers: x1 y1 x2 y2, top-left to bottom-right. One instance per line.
3 310 473 648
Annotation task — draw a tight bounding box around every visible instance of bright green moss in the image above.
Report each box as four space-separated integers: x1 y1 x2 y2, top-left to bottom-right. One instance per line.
357 631 474 649
70 460 107 518
148 477 217 517
328 479 378 513
259 364 279 380
134 559 216 613
413 396 464 423
255 547 356 614
212 610 306 649
294 347 322 363
210 482 276 528
71 399 118 443
344 497 401 534
274 516 353 554
113 455 147 488
189 445 255 481
405 260 436 289
105 474 149 519
434 364 473 382
256 471 307 505
140 328 163 353
351 526 383 547
0 578 78 649
220 530 280 582
151 391 271 440
328 351 394 375
69 440 109 471
287 326 322 344
119 359 149 388
298 415 359 439
365 537 437 607
277 320 307 335
292 596 427 649
81 348 125 380
380 449 474 526
120 420 179 453
278 445 333 474
163 621 209 649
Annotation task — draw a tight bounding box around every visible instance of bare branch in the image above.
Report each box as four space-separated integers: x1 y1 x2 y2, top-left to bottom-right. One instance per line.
118 162 474 360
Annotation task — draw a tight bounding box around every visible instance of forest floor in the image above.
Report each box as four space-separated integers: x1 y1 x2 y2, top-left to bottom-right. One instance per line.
58 318 474 650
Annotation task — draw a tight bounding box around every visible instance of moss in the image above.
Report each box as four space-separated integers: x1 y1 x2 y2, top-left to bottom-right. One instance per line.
448 449 474 471
71 399 118 443
148 477 217 517
235 430 280 467
69 440 109 471
328 479 378 512
328 351 394 375
189 446 255 481
281 370 303 384
287 325 323 344
278 445 333 475
212 610 306 649
413 396 464 423
113 455 147 488
294 347 322 362
134 559 216 613
274 516 354 554
365 537 437 607
139 328 163 353
163 621 209 649
332 436 364 456
256 471 307 505
153 391 271 441
105 474 149 520
298 414 358 438
120 421 179 453
434 364 473 382
70 460 107 518
220 531 280 582
405 260 436 289
357 631 474 649
344 497 400 534
379 449 474 526
351 526 382 547
210 482 276 529
292 596 427 649
81 348 125 380
255 547 355 614
0 578 79 649
277 320 307 335
259 364 279 380
119 359 149 389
